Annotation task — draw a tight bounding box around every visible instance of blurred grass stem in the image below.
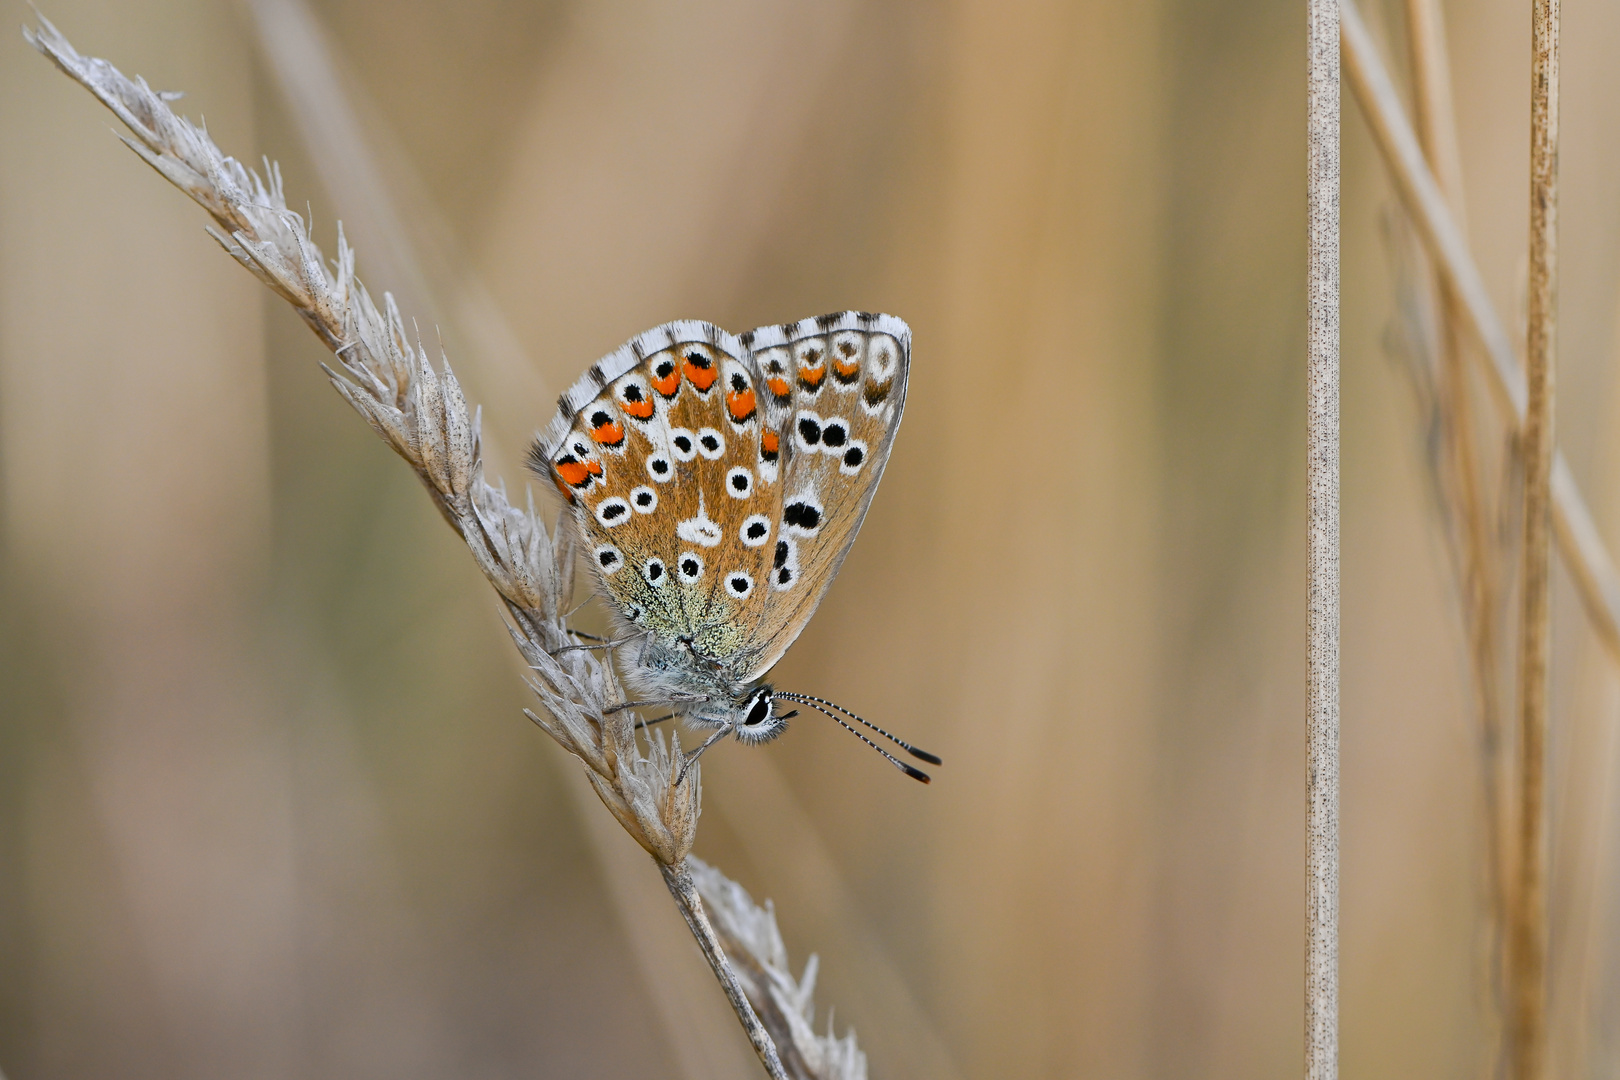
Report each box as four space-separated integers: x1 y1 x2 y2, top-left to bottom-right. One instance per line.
1341 0 1620 665
1403 0 1512 1046
1510 1 1558 1076
1306 0 1340 1076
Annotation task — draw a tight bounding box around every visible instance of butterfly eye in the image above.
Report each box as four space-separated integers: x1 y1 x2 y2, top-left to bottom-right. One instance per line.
744 692 772 727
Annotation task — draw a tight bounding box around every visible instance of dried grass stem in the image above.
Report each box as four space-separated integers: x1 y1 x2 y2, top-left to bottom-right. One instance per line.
1509 3 1559 1076
1306 0 1341 1075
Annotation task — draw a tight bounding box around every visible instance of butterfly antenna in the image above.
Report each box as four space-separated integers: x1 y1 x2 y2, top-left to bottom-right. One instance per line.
781 695 931 783
777 692 942 766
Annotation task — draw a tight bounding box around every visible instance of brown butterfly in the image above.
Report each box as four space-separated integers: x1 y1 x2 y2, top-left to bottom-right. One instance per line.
530 312 939 780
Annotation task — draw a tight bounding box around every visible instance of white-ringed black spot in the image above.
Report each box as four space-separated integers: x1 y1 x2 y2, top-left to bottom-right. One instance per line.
590 409 612 429
783 501 822 534
769 537 799 592
595 497 631 527
631 485 658 513
669 428 697 462
820 420 848 448
646 454 674 482
726 467 753 499
794 411 823 451
595 545 624 573
571 439 591 458
739 514 772 547
725 572 754 598
677 553 704 582
697 427 725 459
840 440 868 475
643 557 666 585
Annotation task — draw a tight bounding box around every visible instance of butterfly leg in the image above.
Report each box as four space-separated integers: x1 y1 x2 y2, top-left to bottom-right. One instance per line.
676 723 734 786
634 713 676 730
604 694 709 715
551 634 641 655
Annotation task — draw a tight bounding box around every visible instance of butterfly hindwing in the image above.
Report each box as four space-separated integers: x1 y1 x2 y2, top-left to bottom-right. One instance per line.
731 314 909 680
533 313 908 685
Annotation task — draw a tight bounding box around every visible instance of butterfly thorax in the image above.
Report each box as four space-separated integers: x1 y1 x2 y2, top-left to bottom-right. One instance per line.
620 632 759 725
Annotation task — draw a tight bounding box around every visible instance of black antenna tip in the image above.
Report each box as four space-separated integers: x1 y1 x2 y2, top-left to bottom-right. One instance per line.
900 762 932 783
908 747 943 766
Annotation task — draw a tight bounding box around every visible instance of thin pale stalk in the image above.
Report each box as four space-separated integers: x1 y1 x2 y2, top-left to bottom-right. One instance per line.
1340 0 1620 666
1404 0 1511 1042
1510 3 1558 1077
1306 0 1341 1077
662 863 790 1080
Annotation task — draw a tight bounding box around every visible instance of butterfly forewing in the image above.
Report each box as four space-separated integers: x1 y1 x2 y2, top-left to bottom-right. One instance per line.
533 313 908 685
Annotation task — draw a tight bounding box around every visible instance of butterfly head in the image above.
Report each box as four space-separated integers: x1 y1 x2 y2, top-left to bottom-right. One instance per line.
727 684 794 745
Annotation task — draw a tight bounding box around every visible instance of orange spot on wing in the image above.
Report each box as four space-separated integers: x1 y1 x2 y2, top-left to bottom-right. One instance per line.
552 474 575 502
555 460 591 487
726 387 757 422
833 358 860 380
652 365 680 397
798 364 826 387
586 459 604 476
761 430 779 456
591 420 625 445
683 356 718 391
766 376 791 398
621 398 655 419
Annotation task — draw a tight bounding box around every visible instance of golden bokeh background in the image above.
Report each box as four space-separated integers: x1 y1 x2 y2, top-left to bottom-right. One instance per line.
4 0 1620 1076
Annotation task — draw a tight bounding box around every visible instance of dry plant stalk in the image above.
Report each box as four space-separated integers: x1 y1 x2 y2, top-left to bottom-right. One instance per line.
1401 0 1514 1054
1510 3 1559 1077
26 16 870 1079
1350 2 1586 1074
1305 0 1341 1076
1340 0 1620 666
689 859 868 1080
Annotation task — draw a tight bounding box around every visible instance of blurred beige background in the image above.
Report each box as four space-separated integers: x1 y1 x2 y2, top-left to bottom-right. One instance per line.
3 0 1620 1077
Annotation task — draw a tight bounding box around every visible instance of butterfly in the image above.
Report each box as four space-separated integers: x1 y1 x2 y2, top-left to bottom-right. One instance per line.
529 311 940 781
